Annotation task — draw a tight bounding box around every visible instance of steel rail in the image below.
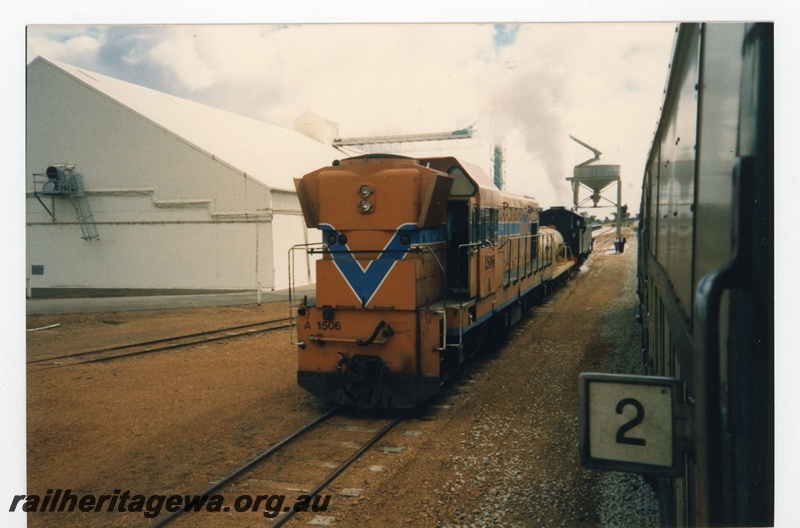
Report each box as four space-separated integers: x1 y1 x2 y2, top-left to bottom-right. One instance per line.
28 318 291 367
81 323 291 365
269 415 404 528
28 317 291 365
149 411 401 527
150 407 340 528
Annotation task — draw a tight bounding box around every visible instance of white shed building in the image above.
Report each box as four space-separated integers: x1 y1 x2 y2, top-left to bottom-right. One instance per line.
26 57 347 297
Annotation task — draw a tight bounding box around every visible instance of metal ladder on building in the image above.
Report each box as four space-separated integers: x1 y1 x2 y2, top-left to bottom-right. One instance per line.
64 171 99 240
33 165 100 240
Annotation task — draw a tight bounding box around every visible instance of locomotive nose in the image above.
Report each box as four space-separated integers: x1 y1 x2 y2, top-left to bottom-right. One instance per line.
336 354 389 409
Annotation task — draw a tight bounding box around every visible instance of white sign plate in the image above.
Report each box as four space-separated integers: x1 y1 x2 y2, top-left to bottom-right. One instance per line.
578 373 684 476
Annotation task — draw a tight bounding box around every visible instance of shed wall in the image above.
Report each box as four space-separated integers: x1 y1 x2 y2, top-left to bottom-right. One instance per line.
25 59 315 294
26 221 271 290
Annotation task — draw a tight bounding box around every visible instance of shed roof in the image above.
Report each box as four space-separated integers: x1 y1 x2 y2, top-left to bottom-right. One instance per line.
31 57 346 192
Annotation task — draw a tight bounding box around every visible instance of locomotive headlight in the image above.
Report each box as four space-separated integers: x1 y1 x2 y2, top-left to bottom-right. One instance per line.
358 184 373 198
327 233 347 245
358 199 373 213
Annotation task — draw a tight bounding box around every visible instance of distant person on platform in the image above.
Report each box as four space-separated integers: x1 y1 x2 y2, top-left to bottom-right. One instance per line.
619 235 626 253
614 238 620 253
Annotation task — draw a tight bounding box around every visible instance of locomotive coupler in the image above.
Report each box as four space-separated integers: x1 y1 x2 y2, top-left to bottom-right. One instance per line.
336 353 388 409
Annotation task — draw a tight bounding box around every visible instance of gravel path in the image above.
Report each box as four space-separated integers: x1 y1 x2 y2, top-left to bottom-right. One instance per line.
433 231 660 528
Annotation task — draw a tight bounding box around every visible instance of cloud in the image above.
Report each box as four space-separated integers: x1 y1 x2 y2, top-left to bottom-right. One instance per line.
26 22 676 210
26 27 103 65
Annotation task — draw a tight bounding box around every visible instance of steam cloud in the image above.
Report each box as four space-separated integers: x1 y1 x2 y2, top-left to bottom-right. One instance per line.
482 68 571 205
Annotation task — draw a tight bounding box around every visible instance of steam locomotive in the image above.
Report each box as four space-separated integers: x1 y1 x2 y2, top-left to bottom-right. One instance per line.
291 154 591 409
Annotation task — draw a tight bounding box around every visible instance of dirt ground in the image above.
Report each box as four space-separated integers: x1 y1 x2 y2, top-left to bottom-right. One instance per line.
24 227 654 527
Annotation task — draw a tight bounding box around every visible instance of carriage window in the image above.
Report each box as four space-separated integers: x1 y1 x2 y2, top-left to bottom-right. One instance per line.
448 167 477 196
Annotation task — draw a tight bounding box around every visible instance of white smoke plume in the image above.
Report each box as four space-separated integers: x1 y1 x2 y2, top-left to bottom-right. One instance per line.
481 67 572 206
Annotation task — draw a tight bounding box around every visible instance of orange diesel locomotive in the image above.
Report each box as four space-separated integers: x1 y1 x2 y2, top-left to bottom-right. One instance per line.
291 154 582 408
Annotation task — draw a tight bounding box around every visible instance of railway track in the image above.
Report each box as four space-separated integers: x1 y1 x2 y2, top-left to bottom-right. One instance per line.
27 317 291 367
589 228 624 259
151 408 405 527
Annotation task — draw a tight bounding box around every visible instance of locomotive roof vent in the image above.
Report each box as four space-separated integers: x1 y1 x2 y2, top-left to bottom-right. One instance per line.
341 153 419 165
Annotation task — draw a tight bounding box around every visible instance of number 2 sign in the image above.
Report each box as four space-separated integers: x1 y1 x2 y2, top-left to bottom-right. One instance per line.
578 373 685 476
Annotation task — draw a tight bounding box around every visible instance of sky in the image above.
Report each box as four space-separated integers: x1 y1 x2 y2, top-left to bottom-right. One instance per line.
24 22 676 214
5 2 800 527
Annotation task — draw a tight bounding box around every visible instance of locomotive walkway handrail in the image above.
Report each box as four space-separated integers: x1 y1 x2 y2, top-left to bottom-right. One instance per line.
410 243 446 272
539 231 556 269
288 242 327 346
455 241 482 296
306 246 443 255
496 232 538 250
498 232 539 286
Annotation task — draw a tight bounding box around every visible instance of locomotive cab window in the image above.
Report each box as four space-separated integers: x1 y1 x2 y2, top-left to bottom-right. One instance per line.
448 166 477 196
